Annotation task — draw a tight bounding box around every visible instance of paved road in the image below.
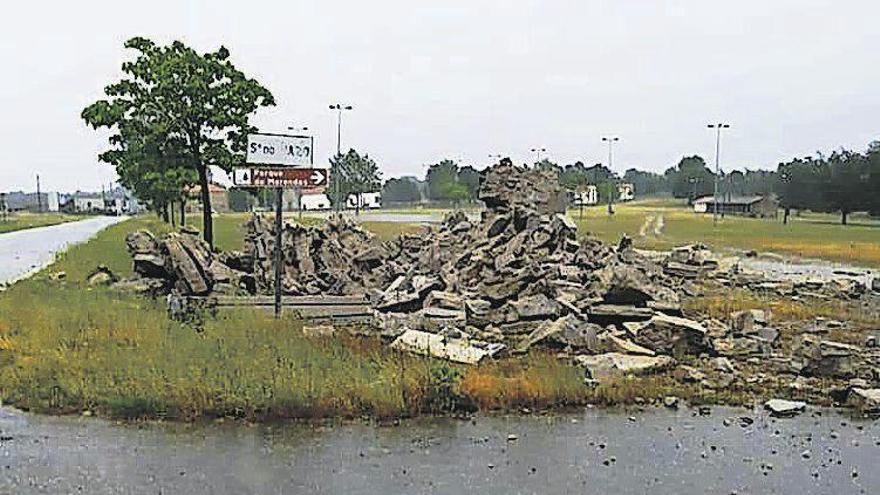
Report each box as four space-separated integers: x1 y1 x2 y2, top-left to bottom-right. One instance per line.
1 405 876 494
0 216 127 286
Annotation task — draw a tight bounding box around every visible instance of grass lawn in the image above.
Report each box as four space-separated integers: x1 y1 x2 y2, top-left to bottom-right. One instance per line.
0 214 599 420
3 208 869 421
571 200 880 266
0 212 82 234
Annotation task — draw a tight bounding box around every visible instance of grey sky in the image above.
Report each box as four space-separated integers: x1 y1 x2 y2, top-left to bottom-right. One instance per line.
2 0 879 192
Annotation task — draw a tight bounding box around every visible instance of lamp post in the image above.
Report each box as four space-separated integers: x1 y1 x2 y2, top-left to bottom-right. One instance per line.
329 104 353 211
530 147 547 164
707 123 730 225
601 136 619 215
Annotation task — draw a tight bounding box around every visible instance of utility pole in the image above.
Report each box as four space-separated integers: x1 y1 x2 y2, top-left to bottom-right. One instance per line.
601 136 619 215
35 174 42 213
707 123 730 226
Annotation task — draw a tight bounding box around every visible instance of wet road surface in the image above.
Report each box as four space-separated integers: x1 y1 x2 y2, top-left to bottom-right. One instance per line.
0 406 876 494
0 216 126 286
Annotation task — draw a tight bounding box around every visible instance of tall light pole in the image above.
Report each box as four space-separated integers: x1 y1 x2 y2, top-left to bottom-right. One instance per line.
329 104 353 211
601 136 619 215
707 123 730 226
530 147 547 164
329 104 353 156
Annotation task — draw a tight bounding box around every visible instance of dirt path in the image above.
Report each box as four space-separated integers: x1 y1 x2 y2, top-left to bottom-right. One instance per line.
638 215 655 237
653 214 665 236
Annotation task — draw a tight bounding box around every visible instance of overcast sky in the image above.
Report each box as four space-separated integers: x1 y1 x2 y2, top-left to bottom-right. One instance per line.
2 0 879 192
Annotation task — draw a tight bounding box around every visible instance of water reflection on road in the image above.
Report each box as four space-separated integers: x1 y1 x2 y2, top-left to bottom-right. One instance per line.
0 406 876 494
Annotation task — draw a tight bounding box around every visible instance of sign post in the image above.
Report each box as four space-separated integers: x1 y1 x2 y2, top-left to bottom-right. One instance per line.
274 187 283 318
241 132 317 318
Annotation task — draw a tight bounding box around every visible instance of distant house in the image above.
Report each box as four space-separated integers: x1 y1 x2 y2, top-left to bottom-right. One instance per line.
301 193 331 211
186 183 229 213
693 195 778 218
570 183 634 206
1 191 59 212
572 185 599 206
71 192 105 213
617 182 635 202
104 187 145 215
347 192 382 210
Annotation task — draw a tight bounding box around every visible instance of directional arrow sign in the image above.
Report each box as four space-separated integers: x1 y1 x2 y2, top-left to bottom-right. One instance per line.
232 167 329 188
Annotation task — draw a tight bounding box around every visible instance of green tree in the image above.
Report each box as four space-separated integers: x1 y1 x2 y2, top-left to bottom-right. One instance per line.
457 165 481 201
426 159 460 202
329 149 382 214
665 155 714 201
82 37 274 247
382 177 422 205
623 168 668 196
825 150 868 225
867 141 880 217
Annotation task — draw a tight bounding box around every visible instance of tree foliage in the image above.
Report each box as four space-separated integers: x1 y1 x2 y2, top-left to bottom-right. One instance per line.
664 155 715 201
424 159 480 204
82 37 275 246
382 177 422 204
328 149 382 213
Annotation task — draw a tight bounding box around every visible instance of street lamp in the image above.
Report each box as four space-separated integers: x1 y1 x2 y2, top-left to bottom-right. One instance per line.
530 147 547 163
329 104 353 212
707 123 730 225
601 136 620 215
329 104 353 156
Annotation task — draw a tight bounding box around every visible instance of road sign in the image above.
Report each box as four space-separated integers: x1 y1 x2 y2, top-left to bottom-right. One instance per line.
233 167 328 188
246 133 314 167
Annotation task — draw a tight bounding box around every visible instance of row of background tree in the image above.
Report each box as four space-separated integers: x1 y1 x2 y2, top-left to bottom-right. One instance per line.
384 141 880 224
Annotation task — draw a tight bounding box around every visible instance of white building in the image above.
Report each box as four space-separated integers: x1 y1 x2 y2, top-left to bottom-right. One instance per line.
347 192 382 210
571 185 599 206
618 183 635 202
300 193 331 211
72 193 104 213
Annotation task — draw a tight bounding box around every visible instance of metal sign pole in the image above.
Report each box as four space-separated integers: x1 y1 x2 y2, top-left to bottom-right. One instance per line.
274 187 283 318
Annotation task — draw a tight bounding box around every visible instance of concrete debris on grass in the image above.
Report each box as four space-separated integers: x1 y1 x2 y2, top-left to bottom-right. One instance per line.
112 159 880 405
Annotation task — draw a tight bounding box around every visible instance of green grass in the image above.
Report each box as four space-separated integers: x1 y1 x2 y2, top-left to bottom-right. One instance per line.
0 214 600 421
0 212 81 234
571 201 880 266
5 208 870 422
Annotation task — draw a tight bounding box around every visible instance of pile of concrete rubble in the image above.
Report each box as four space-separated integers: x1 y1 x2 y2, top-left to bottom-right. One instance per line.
119 160 880 409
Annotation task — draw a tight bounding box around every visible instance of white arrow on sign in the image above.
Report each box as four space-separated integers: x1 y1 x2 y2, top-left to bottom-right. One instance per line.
310 169 326 186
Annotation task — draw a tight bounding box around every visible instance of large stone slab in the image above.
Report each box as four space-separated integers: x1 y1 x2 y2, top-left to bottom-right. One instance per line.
389 329 503 365
574 353 674 381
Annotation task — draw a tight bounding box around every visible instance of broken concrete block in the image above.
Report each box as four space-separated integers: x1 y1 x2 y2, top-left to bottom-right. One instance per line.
629 313 711 356
764 399 806 417
574 353 674 381
389 329 502 365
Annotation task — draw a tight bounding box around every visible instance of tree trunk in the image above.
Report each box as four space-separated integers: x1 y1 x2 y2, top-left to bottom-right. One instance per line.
170 201 176 227
161 202 169 223
180 197 186 226
198 165 213 248
841 210 848 225
783 207 790 225
355 193 361 216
